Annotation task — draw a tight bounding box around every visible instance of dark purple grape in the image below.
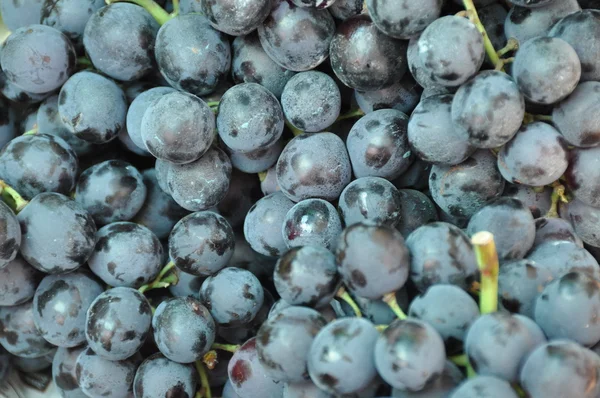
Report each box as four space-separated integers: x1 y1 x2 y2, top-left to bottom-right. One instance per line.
392 157 432 191
0 64 51 104
155 14 231 96
552 81 600 147
0 201 20 268
0 256 42 306
168 267 204 299
274 246 340 308
199 267 264 327
18 193 97 274
169 210 235 276
355 75 422 115
511 0 556 6
282 198 342 250
41 0 105 45
406 35 437 89
565 146 600 208
217 83 284 151
503 183 552 219
58 71 127 144
52 346 87 396
152 297 216 363
217 169 262 229
85 287 152 361
0 300 55 358
534 216 583 248
258 0 334 72
0 0 44 31
392 361 464 398
75 160 147 225
133 353 197 398
395 189 438 238
0 133 78 200
0 25 75 94
527 240 600 280
13 352 52 373
336 222 410 299
329 0 362 20
478 3 509 50
201 0 271 35
276 133 352 202
223 138 284 174
289 0 336 7
450 376 519 398
367 0 442 39
330 15 408 91
218 289 275 345
283 380 333 398
559 199 600 249
244 192 295 257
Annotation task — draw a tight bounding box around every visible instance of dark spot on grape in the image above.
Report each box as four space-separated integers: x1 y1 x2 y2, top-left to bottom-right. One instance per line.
230 359 252 388
350 269 366 287
318 373 339 388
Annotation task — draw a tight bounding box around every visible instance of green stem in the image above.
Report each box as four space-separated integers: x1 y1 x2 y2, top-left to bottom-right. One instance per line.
171 0 179 16
497 38 519 57
23 127 38 136
534 114 553 122
194 361 212 398
336 108 364 122
449 354 469 367
472 231 499 314
77 57 92 67
336 287 362 317
138 261 176 293
211 343 240 353
206 101 219 108
546 183 567 218
0 181 29 213
105 0 172 25
382 292 407 320
375 325 388 332
285 119 304 137
462 0 501 69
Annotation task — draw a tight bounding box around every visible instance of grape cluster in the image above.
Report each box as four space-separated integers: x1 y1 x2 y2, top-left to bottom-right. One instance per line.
1 0 600 397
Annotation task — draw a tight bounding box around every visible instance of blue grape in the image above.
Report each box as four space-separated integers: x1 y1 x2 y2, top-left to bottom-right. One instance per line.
534 216 583 248
133 353 197 398
41 0 105 45
566 146 600 208
0 200 20 268
0 64 51 104
0 0 44 31
354 75 422 116
201 0 271 36
393 158 432 191
338 177 403 228
392 361 464 398
223 137 284 174
0 256 42 306
395 189 438 238
52 346 87 397
282 198 342 250
283 380 333 398
244 192 295 257
503 183 552 219
0 300 55 358
329 0 363 21
367 0 442 39
168 267 204 299
527 240 600 280
449 376 519 398
217 169 262 229
478 3 509 50
552 81 600 147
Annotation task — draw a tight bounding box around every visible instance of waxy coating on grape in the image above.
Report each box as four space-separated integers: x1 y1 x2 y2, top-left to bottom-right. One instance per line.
0 256 42 307
52 346 87 396
0 200 20 268
552 81 600 147
0 300 55 358
282 198 342 250
133 353 198 398
367 0 442 39
201 0 271 36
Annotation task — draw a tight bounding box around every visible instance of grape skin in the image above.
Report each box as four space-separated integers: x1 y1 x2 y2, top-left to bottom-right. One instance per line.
534 216 583 248
0 256 42 306
201 0 271 36
328 0 363 21
223 138 284 174
552 81 600 147
560 198 600 248
449 376 519 398
0 0 44 31
0 300 55 358
354 75 422 116
41 0 105 45
282 198 343 250
0 200 20 268
367 0 442 39
527 240 600 280
134 353 197 398
244 192 295 257
565 146 600 208
52 346 87 397
503 183 552 219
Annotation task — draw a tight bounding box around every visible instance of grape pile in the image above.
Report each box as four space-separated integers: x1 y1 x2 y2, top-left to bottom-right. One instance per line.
2 0 600 397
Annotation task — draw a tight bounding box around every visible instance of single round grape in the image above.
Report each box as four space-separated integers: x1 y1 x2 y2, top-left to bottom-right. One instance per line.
244 192 295 257
169 211 235 276
276 133 352 202
417 16 484 87
280 71 341 133
218 289 275 345
231 32 296 98
41 0 104 45
217 83 284 151
407 35 438 89
166 146 232 211
258 0 334 72
552 81 600 147
395 189 438 238
0 200 20 268
0 64 51 104
76 160 147 225
408 94 475 166
560 198 600 248
168 267 204 299
152 297 216 363
18 193 96 274
155 14 231 96
223 138 284 174
336 222 410 299
565 146 600 207
367 0 442 39
0 25 75 94
0 133 78 200
478 3 509 50
85 287 152 361
355 75 422 116
430 150 505 220
392 361 464 398
392 157 432 191
527 240 600 280
330 15 408 91
0 300 55 358
133 353 197 398
0 0 44 31
375 318 446 391
520 340 600 398
513 37 581 105
282 198 342 250
409 284 480 355
12 354 51 373
503 183 552 219
338 177 403 228
0 256 42 306
199 267 264 327
274 246 340 308
450 376 519 398
53 346 86 396
201 0 271 36
217 169 262 229
347 109 412 179
58 71 127 144
406 222 479 292
154 158 172 194
76 347 141 398
534 216 583 248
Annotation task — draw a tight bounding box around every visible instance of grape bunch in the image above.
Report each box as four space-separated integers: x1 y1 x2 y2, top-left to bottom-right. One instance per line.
1 0 600 397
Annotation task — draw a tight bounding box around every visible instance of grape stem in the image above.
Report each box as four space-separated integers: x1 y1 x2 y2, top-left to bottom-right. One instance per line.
494 57 514 71
336 287 363 317
497 38 519 57
257 171 268 183
0 180 28 213
546 182 568 218
211 343 240 353
105 0 174 25
336 109 365 122
472 231 499 314
206 101 219 108
382 292 407 320
375 324 388 332
77 57 93 67
449 354 469 367
285 119 304 137
23 127 38 136
462 0 502 69
202 350 218 370
194 360 212 398
138 261 177 293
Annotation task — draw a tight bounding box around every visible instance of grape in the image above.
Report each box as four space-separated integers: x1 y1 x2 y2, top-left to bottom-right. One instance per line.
407 35 438 89
338 177 403 228
166 146 232 212
347 109 412 179
223 138 284 174
289 0 336 7
261 166 280 195
0 25 75 94
336 222 410 299
18 193 96 274
0 65 51 104
154 158 172 194
527 240 600 280
168 268 204 299
217 169 262 229
478 4 509 51
0 133 78 200
375 318 446 391
329 0 362 21
421 84 453 99
274 246 340 308
534 216 583 248
58 71 127 144
0 200 19 269
244 192 295 257
409 284 480 355
393 158 432 191
201 0 271 36
178 0 202 13
395 189 438 238
284 380 333 398
0 300 55 358
152 297 216 363
126 87 177 154
330 15 408 91
256 306 327 382
0 0 44 31
565 146 600 208
141 91 215 163
503 184 552 219
417 16 484 87
218 83 284 151
75 347 141 398
199 267 264 327
355 75 422 116
169 211 235 276
0 256 42 306
223 380 242 398
520 340 600 398
155 14 231 96
88 222 163 288
133 353 197 398
231 32 296 98
85 287 152 361
559 198 600 248
52 346 87 397
534 271 600 346
367 0 441 39
41 0 105 45
505 0 581 45
228 337 284 398
449 376 518 398
552 81 600 147
408 94 474 166
120 124 153 156
429 150 505 220
511 0 556 6
282 198 343 250
276 133 352 202
13 355 52 373
218 289 275 345
75 160 147 225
